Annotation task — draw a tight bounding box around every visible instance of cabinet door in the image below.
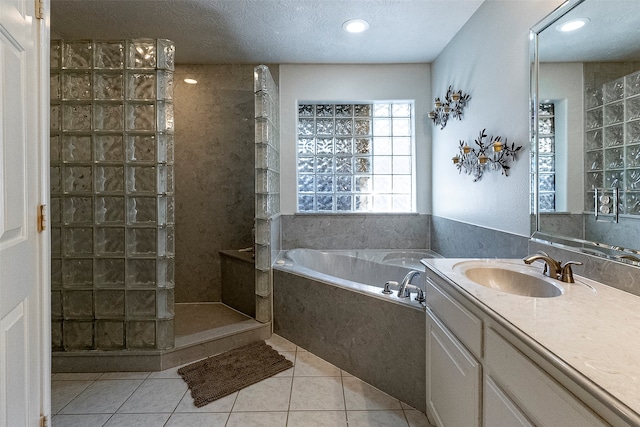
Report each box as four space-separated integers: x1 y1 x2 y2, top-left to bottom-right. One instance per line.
484 376 535 427
427 309 481 427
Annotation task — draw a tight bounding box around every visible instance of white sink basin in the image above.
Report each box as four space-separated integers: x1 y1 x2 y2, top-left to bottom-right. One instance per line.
453 261 563 298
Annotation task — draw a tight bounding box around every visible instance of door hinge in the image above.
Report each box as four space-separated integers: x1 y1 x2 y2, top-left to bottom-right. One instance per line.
39 415 48 427
35 0 44 20
37 204 46 232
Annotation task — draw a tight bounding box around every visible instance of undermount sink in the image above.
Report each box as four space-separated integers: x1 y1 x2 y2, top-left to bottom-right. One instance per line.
453 261 563 298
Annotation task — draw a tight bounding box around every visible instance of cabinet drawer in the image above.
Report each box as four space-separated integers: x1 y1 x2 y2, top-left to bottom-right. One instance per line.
485 328 607 427
425 276 482 358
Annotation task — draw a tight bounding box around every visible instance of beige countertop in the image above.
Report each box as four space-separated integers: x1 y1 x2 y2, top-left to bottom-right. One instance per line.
422 257 640 423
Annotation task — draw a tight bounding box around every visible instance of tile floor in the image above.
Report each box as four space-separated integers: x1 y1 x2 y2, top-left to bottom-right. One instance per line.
51 334 433 427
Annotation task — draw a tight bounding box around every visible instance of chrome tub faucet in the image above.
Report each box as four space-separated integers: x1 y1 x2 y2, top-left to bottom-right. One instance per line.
397 270 425 302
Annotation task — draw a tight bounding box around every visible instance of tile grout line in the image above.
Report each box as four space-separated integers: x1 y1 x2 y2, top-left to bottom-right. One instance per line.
283 346 299 426
340 365 349 425
107 377 149 421
51 377 98 416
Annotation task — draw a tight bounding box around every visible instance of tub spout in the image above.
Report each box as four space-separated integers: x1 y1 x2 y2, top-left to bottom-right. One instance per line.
398 270 423 302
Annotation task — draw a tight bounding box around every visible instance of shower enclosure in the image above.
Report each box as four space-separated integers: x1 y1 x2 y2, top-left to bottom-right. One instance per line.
50 40 277 372
50 39 176 360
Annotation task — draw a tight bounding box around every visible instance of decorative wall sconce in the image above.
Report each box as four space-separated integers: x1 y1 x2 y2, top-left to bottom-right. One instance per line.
428 86 470 129
452 129 522 182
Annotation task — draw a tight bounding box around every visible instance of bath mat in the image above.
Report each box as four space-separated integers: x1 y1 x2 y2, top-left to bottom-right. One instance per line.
178 341 293 407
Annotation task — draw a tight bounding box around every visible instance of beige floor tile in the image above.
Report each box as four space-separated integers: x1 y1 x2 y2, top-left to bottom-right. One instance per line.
117 378 188 413
289 377 345 411
405 409 435 427
293 351 341 377
51 414 111 427
266 334 297 352
147 365 184 379
98 372 150 380
286 410 348 427
226 411 287 427
59 380 143 414
165 412 229 426
341 369 354 377
232 377 292 412
103 413 171 426
50 340 429 426
347 410 409 427
342 376 402 410
51 380 95 414
174 390 238 413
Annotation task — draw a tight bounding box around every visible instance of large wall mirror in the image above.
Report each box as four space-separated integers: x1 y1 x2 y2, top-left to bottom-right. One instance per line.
531 0 640 262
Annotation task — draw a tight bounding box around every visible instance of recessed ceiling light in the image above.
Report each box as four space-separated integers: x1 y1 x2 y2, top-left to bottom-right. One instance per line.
343 19 369 33
556 18 590 32
184 78 198 84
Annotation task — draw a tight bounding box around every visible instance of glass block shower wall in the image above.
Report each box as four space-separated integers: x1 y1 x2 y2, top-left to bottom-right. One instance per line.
50 39 176 351
254 65 280 323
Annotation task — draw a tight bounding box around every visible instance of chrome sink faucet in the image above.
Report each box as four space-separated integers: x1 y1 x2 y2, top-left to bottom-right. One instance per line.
523 251 582 283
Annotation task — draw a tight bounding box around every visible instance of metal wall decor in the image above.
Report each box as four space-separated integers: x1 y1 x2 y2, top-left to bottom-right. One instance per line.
452 129 522 182
428 85 470 129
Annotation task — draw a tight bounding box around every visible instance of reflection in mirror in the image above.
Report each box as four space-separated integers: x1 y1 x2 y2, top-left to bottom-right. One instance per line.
531 0 640 263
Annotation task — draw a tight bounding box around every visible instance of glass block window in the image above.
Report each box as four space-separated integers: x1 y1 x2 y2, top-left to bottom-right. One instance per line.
537 102 556 212
297 102 415 213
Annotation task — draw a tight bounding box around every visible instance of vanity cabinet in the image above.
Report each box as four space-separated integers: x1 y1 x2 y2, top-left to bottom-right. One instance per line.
424 268 611 427
484 327 607 427
425 277 482 427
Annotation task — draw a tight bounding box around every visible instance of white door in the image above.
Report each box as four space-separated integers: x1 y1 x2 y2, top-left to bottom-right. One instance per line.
0 0 49 425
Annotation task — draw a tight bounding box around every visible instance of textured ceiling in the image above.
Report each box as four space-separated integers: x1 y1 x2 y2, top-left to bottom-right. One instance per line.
50 0 485 64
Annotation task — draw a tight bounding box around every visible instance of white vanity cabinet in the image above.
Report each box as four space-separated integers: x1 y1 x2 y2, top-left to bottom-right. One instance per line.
424 268 612 427
425 276 482 427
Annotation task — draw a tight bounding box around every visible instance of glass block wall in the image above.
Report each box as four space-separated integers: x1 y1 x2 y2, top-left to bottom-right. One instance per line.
50 39 176 351
585 70 640 215
537 103 556 212
254 65 280 323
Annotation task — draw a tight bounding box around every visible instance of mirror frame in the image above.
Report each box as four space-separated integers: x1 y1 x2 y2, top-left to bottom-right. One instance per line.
529 0 640 264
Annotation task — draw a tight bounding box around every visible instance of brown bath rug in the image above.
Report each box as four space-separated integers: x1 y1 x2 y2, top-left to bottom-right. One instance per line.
178 341 293 407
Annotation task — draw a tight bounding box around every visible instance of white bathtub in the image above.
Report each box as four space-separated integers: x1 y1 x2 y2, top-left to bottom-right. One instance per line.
274 248 440 309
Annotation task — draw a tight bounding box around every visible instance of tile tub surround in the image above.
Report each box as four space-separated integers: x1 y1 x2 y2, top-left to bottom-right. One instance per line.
281 213 430 250
273 269 426 413
424 258 640 425
51 335 432 427
430 216 529 258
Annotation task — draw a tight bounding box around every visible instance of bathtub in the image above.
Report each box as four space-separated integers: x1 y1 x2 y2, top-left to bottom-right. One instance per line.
274 248 440 309
273 248 441 413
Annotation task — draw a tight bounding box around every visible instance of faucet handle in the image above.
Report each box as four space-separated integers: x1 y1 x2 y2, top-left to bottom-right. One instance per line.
382 281 398 295
560 261 582 283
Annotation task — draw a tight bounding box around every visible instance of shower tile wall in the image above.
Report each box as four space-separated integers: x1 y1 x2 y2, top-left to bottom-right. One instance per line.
50 39 175 351
173 65 257 303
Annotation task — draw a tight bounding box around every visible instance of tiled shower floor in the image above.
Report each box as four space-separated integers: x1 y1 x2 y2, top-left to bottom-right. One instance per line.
51 334 433 427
